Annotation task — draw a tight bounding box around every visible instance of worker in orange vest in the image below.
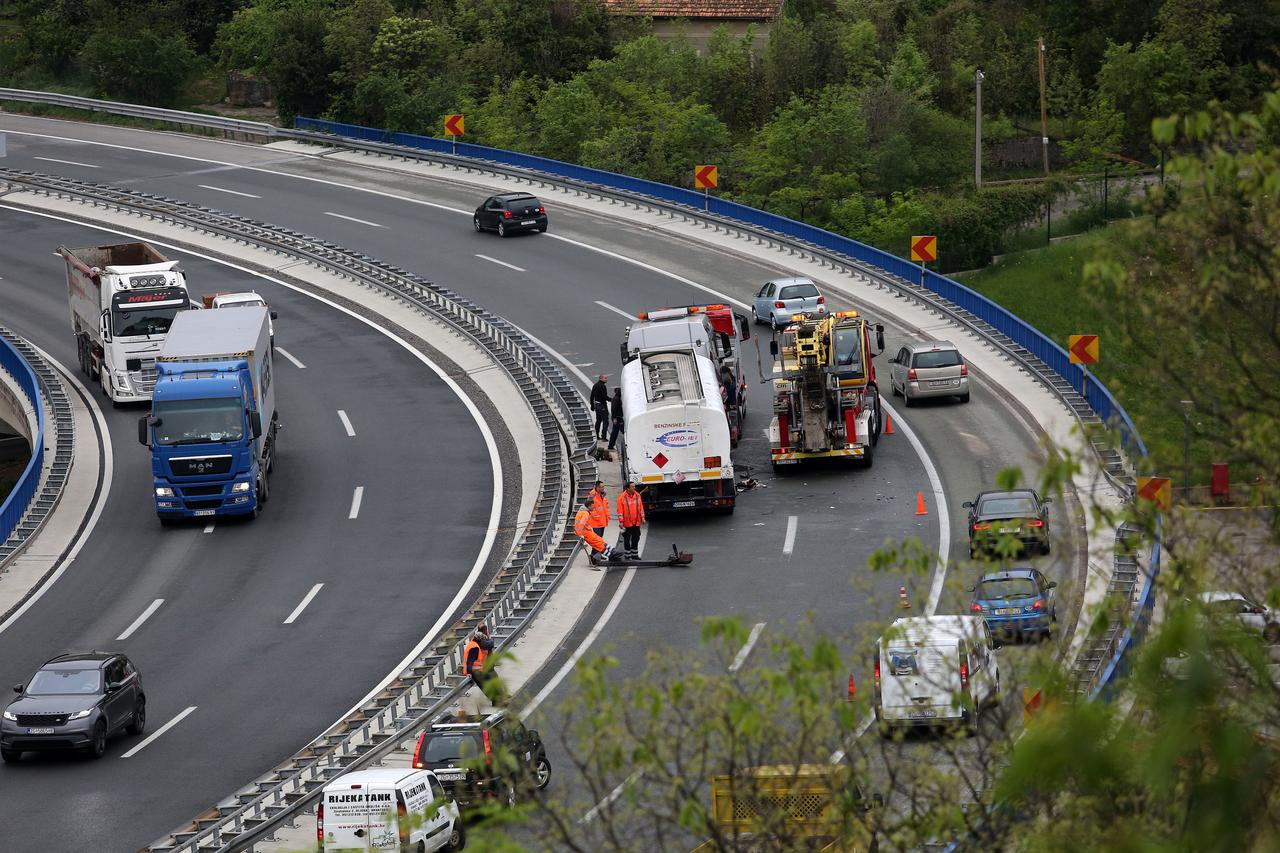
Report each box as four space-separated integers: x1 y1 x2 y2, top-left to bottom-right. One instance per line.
462 623 494 693
574 500 614 560
588 480 610 537
616 482 645 560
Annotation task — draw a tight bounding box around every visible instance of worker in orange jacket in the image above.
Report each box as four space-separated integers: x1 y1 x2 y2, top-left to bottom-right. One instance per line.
616 482 645 560
462 623 494 693
588 480 610 537
574 500 614 560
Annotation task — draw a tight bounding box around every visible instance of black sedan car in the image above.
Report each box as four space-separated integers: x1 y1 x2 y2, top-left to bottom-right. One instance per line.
2 652 146 762
963 489 1052 557
473 193 548 237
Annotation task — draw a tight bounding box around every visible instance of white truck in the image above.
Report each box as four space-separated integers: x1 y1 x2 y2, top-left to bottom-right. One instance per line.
201 290 276 346
620 350 735 513
318 768 464 852
61 242 192 404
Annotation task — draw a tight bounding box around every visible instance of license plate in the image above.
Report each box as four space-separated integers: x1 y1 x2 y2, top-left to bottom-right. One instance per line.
673 500 695 508
930 380 953 387
907 710 936 719
194 509 216 517
434 770 465 781
27 727 55 735
999 527 1014 534
995 607 1020 615
521 220 536 225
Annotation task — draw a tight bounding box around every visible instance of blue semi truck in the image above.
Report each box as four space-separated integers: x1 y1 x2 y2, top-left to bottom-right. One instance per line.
138 306 278 525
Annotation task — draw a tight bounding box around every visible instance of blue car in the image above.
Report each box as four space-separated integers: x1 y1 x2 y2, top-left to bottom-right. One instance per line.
970 569 1057 640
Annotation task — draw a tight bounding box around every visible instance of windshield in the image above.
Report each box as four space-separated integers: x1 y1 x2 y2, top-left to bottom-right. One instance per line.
222 299 265 309
26 668 100 696
913 349 962 368
779 283 819 300
421 732 482 763
112 305 182 338
978 496 1038 517
152 398 244 446
979 578 1038 600
834 327 864 371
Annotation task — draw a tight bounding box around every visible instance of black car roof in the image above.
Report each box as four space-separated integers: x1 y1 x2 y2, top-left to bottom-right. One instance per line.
497 193 537 201
974 489 1038 501
43 652 116 668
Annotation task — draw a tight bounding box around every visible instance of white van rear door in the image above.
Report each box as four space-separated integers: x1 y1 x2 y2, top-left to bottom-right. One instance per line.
322 787 373 852
882 644 958 718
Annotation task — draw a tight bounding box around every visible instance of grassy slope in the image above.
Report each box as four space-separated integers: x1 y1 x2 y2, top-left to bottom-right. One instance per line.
955 222 1218 484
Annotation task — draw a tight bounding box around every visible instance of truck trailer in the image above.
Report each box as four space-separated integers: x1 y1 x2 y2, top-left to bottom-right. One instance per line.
620 350 735 513
62 242 192 404
138 307 278 525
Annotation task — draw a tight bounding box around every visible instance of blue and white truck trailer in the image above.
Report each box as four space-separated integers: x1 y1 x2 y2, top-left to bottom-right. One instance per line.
138 306 278 525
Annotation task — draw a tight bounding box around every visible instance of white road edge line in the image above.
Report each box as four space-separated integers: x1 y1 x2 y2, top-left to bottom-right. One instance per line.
284 583 325 625
348 486 364 520
593 300 635 321
728 622 766 673
34 155 99 169
474 254 525 273
121 706 197 758
581 770 642 825
0 209 504 733
337 409 355 437
116 599 164 641
273 346 306 368
782 515 798 556
198 184 261 199
324 210 384 228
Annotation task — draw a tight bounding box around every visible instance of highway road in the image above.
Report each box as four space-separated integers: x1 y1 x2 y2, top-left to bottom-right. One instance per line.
0 116 1088 848
0 209 499 851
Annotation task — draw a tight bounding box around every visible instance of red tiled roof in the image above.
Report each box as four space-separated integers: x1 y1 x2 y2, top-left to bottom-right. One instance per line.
603 0 784 20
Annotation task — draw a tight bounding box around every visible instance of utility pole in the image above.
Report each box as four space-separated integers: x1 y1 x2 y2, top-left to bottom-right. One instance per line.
1037 37 1050 175
975 69 984 189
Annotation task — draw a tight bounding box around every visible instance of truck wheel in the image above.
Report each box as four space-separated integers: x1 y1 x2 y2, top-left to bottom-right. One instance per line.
860 442 874 469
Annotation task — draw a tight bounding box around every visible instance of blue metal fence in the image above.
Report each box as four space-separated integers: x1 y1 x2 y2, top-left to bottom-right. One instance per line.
294 116 1161 694
0 335 44 546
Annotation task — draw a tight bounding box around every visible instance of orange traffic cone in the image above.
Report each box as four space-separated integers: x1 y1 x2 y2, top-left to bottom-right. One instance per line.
847 673 857 701
884 413 894 435
899 585 910 608
915 490 928 515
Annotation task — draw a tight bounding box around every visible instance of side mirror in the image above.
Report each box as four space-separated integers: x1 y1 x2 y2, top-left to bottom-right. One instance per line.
270 311 278 320
967 585 975 593
872 793 885 809
962 501 973 508
13 683 23 694
249 411 262 439
138 415 150 447
736 313 751 341
875 325 885 353
100 309 112 342
769 340 779 358
527 729 539 741
992 638 1003 650
1048 581 1058 589
1042 496 1053 503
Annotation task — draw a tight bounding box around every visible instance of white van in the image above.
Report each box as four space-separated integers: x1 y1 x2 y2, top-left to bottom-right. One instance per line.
318 768 464 852
873 615 1001 736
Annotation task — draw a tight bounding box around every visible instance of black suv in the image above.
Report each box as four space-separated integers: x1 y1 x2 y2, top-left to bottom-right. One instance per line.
412 710 550 808
2 652 145 762
473 193 548 237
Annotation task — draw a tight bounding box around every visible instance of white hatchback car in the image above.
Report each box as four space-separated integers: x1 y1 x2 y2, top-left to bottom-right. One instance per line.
888 340 969 405
751 277 826 330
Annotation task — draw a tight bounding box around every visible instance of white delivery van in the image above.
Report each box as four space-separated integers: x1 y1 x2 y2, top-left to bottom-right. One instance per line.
873 615 1001 736
318 768 464 853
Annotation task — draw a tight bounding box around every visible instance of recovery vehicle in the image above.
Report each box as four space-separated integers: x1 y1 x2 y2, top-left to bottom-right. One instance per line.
61 242 192 404
768 310 885 471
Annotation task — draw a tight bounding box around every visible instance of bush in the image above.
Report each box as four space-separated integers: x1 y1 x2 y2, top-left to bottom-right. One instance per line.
80 26 200 107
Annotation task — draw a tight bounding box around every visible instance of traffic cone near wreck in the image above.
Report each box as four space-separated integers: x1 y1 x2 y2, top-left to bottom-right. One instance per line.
847 673 857 701
884 413 894 434
899 586 910 609
915 490 928 515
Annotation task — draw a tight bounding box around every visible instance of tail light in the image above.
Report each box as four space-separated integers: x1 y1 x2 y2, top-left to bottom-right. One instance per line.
970 602 983 613
873 657 881 689
502 210 513 219
398 803 408 845
960 364 968 377
973 522 990 531
959 657 969 689
316 803 324 848
537 206 545 214
1025 520 1044 528
816 296 825 305
1032 599 1044 611
907 368 917 381
703 455 721 468
412 731 426 768
774 301 785 309
482 728 493 767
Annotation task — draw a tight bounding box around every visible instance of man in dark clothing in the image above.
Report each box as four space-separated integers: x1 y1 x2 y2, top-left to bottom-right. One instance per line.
590 374 610 440
607 387 624 450
720 367 738 408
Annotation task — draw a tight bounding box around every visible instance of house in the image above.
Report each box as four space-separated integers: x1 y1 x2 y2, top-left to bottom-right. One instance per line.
603 0 786 54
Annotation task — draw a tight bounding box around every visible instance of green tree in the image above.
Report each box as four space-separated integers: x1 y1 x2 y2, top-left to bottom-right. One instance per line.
322 0 394 92
80 25 200 106
704 26 763 134
886 34 935 102
1096 39 1200 150
761 15 819 112
1061 93 1124 169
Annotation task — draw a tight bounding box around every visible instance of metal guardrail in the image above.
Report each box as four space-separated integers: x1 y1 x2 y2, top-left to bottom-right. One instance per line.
0 88 277 138
0 329 44 552
0 168 595 853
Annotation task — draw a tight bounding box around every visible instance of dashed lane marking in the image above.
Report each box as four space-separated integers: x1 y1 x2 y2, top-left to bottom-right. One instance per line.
116 599 164 641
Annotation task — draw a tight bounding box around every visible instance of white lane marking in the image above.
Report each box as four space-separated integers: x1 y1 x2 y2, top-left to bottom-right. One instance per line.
34 155 98 169
782 515 798 556
879 398 951 616
581 770 642 825
729 622 766 673
116 599 164 641
1 209 505 731
348 486 364 519
475 254 525 272
519 528 647 721
203 522 215 534
324 210 384 228
198 183 261 199
284 583 325 624
121 706 197 758
593 300 635 321
274 346 306 368
337 409 355 437
0 340 113 638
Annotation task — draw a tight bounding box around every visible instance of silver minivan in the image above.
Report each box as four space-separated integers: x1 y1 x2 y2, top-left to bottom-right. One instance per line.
752 277 826 330
888 341 969 405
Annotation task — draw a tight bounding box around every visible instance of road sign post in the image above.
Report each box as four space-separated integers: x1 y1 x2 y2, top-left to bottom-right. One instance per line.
694 165 718 211
910 235 936 286
444 114 464 155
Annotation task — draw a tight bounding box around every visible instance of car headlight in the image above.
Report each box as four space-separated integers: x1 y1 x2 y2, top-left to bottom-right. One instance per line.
2 710 16 721
155 487 174 497
67 709 92 720
231 481 251 493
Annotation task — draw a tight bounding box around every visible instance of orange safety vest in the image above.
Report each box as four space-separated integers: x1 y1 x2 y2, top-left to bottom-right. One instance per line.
463 637 488 674
573 507 592 538
588 491 610 528
617 490 645 527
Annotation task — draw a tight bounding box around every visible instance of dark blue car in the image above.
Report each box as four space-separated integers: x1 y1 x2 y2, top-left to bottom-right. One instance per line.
970 569 1057 640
